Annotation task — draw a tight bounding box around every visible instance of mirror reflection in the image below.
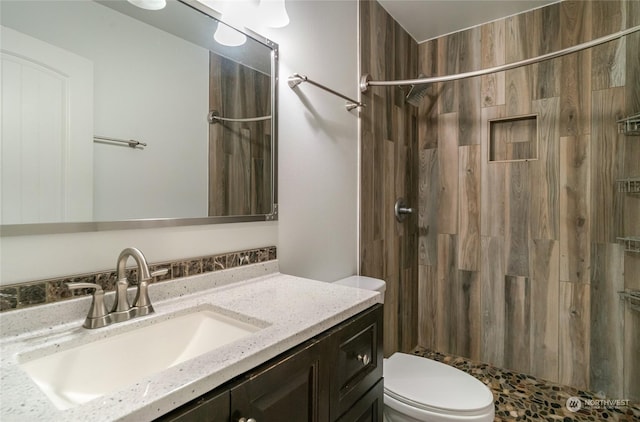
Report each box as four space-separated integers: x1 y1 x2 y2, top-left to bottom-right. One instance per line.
0 0 276 230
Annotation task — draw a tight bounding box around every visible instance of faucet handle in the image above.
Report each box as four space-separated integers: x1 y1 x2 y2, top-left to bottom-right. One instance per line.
66 283 112 329
151 268 169 278
132 270 166 317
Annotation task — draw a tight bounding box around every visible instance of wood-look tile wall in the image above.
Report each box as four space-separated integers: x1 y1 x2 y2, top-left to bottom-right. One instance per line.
359 0 419 356
209 53 272 216
417 0 639 400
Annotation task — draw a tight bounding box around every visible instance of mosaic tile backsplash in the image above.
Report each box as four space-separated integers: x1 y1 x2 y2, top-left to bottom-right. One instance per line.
0 246 276 312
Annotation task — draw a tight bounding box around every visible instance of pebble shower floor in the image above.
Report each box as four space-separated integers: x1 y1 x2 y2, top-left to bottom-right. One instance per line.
412 347 640 421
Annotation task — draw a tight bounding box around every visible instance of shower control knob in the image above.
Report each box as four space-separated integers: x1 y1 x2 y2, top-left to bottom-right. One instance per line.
394 198 413 222
238 418 256 422
357 354 371 366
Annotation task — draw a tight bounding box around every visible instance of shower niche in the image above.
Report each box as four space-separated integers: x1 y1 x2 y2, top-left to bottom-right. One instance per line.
488 115 538 162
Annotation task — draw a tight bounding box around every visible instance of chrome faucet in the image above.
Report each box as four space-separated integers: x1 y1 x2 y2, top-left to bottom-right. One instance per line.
67 247 167 328
111 247 152 322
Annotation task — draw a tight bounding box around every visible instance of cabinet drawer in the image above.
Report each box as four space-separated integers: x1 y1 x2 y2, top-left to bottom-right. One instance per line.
329 304 383 420
338 323 376 391
335 379 383 422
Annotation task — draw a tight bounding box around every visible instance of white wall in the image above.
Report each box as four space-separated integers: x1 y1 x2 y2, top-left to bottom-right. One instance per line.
261 0 360 282
0 222 277 284
0 0 359 285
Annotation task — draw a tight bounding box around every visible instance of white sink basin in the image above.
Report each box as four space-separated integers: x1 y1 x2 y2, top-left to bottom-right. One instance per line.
19 308 262 410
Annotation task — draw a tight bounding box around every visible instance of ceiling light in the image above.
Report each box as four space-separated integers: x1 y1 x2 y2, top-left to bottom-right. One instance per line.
126 0 166 11
258 0 289 28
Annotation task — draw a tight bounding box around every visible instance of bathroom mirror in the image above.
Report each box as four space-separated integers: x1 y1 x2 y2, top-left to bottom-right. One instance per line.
0 0 278 236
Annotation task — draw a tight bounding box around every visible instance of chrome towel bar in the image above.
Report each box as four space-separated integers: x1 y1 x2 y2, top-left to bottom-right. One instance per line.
208 110 272 124
93 136 146 149
288 73 365 111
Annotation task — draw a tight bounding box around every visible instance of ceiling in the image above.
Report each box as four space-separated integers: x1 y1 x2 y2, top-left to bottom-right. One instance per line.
377 0 558 43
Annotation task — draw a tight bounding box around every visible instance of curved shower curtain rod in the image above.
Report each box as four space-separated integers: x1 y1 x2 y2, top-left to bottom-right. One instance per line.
360 24 640 93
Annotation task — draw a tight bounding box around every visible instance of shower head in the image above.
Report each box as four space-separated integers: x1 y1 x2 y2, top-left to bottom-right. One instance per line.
405 74 428 107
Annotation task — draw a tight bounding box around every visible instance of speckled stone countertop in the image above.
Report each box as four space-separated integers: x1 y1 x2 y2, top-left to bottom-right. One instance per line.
0 262 379 422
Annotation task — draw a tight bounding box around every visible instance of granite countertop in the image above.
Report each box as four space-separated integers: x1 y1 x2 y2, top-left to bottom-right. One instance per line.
0 262 379 422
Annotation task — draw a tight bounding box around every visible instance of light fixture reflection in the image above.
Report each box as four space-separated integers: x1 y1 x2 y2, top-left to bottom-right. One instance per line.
203 0 289 47
127 0 167 10
258 0 289 28
214 23 247 46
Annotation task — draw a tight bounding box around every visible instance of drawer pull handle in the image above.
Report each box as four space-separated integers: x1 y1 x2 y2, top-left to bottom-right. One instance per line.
239 418 256 422
357 354 371 365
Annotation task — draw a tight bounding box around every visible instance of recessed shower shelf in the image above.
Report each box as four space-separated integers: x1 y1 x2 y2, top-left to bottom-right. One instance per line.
617 236 640 253
616 177 640 193
617 113 640 135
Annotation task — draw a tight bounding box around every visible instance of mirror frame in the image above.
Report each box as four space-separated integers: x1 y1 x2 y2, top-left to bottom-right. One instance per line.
0 0 278 237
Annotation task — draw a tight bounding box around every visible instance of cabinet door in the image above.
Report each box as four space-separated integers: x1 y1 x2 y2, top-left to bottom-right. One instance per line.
231 340 328 422
156 389 230 422
335 380 383 422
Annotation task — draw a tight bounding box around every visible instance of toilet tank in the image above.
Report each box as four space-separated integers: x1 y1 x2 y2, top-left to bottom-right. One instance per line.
333 276 386 303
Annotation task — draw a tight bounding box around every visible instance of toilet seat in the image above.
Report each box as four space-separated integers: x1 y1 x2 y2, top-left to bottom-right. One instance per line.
384 353 494 418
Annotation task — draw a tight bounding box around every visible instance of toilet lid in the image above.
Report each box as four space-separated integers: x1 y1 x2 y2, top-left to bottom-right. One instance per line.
334 276 386 293
384 353 494 413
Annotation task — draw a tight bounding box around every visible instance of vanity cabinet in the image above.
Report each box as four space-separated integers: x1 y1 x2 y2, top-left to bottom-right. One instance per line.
159 389 230 422
157 304 383 422
230 339 326 421
335 380 383 422
327 303 382 420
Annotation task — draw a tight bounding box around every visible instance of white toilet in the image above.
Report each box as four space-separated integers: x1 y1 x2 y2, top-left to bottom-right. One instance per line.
334 276 495 422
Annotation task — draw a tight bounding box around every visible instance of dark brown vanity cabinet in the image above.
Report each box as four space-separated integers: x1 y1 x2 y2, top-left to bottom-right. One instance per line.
159 389 230 422
230 339 327 421
157 304 383 422
335 380 383 422
327 304 383 420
